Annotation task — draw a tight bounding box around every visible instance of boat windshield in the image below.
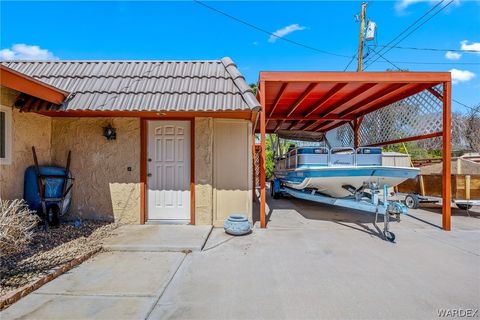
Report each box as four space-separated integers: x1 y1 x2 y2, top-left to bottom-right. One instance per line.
277 146 383 169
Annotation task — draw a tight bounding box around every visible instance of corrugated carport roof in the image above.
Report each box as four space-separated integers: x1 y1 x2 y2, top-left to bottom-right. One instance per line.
258 71 450 133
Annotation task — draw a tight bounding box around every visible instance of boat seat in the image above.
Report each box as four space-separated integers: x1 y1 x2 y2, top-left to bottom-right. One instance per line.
356 147 382 166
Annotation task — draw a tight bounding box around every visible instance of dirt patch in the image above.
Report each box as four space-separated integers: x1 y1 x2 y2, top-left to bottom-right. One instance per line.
0 221 118 296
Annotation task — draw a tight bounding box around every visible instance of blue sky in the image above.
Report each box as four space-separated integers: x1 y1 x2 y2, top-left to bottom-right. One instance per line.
1 1 479 112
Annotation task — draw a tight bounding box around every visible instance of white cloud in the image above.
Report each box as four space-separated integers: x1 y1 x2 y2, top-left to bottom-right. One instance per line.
395 0 460 14
268 24 306 43
0 44 58 61
395 0 427 13
460 40 480 52
445 51 462 60
449 68 475 84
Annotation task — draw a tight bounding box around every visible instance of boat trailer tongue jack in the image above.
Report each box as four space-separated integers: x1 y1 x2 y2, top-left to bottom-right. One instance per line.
273 179 408 242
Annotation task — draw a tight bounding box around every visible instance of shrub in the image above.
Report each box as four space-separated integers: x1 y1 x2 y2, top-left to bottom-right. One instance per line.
0 199 39 256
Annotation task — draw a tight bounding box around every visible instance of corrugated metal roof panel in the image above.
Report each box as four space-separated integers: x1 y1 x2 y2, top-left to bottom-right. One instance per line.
66 92 248 111
1 58 260 112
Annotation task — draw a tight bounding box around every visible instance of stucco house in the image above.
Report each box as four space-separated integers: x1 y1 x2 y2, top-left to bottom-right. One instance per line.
0 58 259 227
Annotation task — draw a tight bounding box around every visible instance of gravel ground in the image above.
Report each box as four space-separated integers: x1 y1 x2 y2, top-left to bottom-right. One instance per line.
0 221 118 297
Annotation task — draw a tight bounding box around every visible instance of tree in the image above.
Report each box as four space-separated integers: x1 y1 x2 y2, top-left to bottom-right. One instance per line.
465 104 480 151
249 83 258 95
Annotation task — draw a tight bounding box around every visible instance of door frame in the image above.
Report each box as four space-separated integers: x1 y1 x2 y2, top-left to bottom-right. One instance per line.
140 118 195 224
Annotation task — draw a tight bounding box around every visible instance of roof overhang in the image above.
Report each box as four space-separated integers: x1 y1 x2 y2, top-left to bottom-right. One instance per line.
0 65 69 105
258 71 451 133
33 109 255 121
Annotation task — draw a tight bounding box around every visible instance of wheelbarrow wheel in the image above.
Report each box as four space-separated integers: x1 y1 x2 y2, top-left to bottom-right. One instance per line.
47 206 60 227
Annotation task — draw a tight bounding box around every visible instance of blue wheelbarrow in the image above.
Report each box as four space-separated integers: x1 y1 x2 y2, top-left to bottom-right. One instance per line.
24 147 74 229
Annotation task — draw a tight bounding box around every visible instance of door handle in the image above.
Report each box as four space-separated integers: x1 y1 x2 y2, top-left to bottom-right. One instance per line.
148 158 152 162
147 173 152 177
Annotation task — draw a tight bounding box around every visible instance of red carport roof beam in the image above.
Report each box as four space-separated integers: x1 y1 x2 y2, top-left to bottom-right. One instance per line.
355 83 434 118
318 83 378 117
295 83 349 130
268 83 288 118
338 83 409 117
427 86 443 101
260 71 451 83
304 83 348 117
303 83 378 131
286 83 318 117
274 83 318 132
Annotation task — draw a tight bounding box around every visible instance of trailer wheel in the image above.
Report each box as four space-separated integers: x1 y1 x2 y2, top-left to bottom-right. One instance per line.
384 231 396 242
405 194 420 209
456 204 472 210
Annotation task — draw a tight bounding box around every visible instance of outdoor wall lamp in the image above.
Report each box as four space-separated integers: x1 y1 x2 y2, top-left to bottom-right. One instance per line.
14 97 26 109
103 124 117 140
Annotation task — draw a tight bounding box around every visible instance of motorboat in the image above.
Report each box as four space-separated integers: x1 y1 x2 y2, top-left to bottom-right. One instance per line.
273 146 420 198
269 130 420 242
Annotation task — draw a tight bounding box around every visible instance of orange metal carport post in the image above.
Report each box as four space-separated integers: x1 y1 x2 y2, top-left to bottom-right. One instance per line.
442 81 452 231
259 80 267 228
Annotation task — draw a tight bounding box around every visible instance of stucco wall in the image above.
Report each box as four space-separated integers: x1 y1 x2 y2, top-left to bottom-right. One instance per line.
194 118 214 225
1 105 253 226
212 119 253 227
1 88 52 200
51 117 140 223
194 118 253 227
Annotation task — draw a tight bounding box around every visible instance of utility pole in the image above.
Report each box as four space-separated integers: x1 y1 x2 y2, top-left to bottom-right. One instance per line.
357 2 367 72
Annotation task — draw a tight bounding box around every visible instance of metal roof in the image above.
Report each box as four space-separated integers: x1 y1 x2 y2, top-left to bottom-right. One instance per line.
1 57 260 112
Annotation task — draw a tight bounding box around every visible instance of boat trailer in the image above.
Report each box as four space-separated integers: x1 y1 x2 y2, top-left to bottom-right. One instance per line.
271 179 408 242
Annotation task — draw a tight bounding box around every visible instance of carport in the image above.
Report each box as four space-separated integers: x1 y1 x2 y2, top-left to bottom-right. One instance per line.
255 71 452 230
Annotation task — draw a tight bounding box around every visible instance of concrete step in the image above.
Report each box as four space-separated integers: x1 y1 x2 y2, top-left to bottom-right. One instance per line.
102 225 213 252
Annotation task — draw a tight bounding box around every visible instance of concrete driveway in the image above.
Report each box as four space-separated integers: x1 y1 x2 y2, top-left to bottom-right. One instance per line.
2 195 479 319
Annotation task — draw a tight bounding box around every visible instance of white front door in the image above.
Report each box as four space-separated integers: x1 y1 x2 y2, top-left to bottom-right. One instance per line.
147 121 191 221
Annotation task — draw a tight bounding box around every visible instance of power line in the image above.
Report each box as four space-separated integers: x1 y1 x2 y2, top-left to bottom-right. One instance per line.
343 54 357 71
341 52 478 70
364 0 454 70
362 0 446 67
453 98 479 113
193 0 351 58
368 47 403 70
365 0 454 69
192 1 476 69
368 44 480 53
375 60 480 65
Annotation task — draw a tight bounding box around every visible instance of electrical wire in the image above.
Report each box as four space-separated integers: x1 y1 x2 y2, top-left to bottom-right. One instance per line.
343 54 357 71
362 0 446 67
195 0 478 112
367 44 480 53
368 47 403 70
375 61 480 65
364 0 453 69
194 1 475 69
193 0 351 58
453 99 479 113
